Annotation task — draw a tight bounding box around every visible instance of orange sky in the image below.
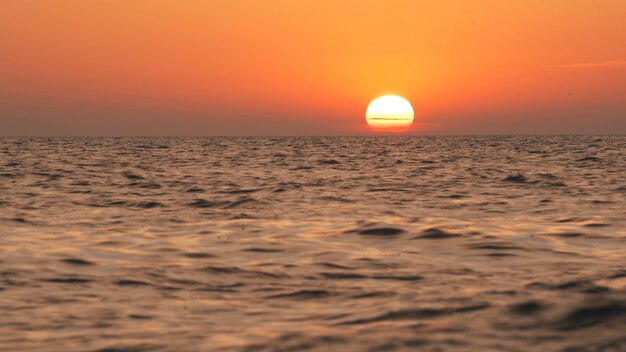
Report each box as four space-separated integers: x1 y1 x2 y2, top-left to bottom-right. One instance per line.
1 0 625 135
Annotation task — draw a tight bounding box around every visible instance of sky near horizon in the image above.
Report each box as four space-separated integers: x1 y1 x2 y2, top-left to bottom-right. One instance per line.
1 0 625 136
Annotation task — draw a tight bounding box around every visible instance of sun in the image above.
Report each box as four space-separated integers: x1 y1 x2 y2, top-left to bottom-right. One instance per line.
366 95 414 132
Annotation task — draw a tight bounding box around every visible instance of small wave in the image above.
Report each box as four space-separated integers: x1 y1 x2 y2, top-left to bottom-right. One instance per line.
508 301 547 315
338 303 490 325
184 186 205 193
321 272 367 280
268 290 331 299
321 272 422 281
503 173 528 183
367 188 408 192
128 314 153 320
122 172 144 180
128 182 162 189
135 201 164 209
414 228 461 240
44 277 94 284
0 173 20 178
353 227 405 236
540 232 586 238
224 197 257 209
527 280 610 294
188 199 224 208
200 265 285 279
114 279 151 287
60 258 95 266
467 242 528 251
182 252 216 258
224 197 258 209
221 188 261 194
317 263 354 270
576 156 601 162
243 248 283 253
552 301 626 331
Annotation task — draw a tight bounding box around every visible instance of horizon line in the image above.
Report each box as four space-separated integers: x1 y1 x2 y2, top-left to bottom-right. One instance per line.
1 133 625 138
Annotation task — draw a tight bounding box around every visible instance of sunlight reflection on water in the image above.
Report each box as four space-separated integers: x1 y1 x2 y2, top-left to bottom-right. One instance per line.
0 136 625 351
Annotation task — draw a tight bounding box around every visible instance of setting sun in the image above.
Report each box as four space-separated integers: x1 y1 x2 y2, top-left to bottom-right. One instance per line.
366 95 415 132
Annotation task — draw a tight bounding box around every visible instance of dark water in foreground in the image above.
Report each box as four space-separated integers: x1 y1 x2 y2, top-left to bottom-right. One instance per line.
0 136 625 351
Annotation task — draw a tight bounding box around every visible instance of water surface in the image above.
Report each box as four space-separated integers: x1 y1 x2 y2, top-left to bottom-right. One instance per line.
1 136 625 351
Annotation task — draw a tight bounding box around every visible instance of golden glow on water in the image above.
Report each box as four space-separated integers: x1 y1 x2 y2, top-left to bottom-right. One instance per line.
1 137 625 351
366 96 414 132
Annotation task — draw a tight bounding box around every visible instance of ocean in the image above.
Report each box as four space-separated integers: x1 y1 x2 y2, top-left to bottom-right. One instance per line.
1 136 625 351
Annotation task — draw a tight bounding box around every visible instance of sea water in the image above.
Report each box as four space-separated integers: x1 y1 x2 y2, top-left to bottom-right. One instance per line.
0 136 625 351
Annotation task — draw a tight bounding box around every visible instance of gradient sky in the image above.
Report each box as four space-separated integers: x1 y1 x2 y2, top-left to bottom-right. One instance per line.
1 0 625 135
